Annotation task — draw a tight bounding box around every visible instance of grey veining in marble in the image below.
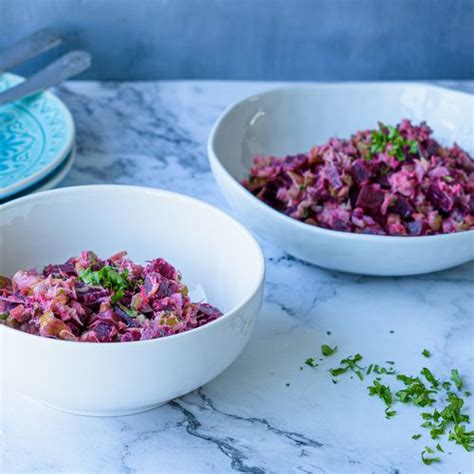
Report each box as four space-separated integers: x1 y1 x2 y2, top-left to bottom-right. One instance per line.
1 81 473 474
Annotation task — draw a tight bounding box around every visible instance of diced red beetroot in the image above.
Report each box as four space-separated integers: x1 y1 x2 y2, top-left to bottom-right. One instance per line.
78 288 110 306
356 185 385 209
407 220 423 236
145 258 177 280
94 323 115 342
282 154 308 171
468 194 474 214
427 185 454 212
391 196 415 220
43 262 76 277
351 160 372 185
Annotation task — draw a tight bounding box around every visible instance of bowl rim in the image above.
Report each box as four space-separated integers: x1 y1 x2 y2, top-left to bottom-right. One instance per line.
0 184 266 346
208 83 474 243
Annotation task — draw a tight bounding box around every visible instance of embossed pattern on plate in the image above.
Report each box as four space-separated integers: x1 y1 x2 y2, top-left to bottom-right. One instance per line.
0 73 74 197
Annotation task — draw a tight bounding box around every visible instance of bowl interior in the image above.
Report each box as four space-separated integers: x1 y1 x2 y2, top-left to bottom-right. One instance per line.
0 186 264 314
212 84 474 181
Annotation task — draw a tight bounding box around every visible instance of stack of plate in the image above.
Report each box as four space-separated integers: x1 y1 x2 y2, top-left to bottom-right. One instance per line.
0 73 76 202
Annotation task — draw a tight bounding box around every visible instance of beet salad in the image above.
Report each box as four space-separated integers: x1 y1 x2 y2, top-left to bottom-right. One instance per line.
243 120 473 236
0 251 222 342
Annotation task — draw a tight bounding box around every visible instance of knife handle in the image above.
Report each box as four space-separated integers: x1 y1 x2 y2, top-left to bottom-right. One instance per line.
0 28 62 72
0 51 92 106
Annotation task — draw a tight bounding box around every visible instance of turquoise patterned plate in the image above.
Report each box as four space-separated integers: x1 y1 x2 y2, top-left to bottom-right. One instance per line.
0 72 74 198
2 146 76 203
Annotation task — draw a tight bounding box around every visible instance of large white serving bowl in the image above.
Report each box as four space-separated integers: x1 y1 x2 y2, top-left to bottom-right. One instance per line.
0 185 265 416
208 83 474 276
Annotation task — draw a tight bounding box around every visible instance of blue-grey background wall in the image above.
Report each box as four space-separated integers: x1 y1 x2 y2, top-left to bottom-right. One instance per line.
1 0 472 81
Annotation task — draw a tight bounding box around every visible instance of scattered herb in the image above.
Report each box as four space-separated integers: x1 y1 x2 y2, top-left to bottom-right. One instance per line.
326 331 332 336
321 344 337 357
451 369 463 391
368 380 393 410
302 346 473 465
285 383 290 387
448 424 474 452
372 364 396 376
421 447 441 465
442 381 452 391
329 353 364 380
396 375 436 407
305 358 317 368
421 367 439 389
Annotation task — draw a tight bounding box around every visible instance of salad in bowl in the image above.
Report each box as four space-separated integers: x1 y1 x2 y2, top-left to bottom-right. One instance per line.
209 83 474 275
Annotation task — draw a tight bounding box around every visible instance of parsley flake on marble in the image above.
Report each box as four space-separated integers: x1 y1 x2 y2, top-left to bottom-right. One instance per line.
321 344 337 356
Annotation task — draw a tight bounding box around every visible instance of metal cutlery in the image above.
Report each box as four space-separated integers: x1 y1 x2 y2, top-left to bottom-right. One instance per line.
0 28 62 72
0 29 91 106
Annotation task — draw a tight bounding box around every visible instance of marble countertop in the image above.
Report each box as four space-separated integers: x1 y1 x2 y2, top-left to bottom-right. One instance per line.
2 81 473 474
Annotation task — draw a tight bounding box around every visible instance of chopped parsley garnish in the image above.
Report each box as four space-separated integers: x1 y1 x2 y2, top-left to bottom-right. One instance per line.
329 353 364 380
367 379 394 416
421 367 439 389
396 375 436 407
303 346 472 464
451 369 463 391
448 424 474 451
421 447 441 465
79 265 130 304
305 358 318 368
321 344 337 356
372 364 396 375
369 123 419 162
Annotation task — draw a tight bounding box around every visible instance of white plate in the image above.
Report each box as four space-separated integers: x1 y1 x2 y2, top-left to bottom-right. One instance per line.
208 83 474 276
0 185 265 416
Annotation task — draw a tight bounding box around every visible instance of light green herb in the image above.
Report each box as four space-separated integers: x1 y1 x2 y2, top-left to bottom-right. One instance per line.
321 344 337 357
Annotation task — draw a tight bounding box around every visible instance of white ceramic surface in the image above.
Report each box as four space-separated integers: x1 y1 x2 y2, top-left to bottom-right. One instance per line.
0 185 265 416
208 83 474 276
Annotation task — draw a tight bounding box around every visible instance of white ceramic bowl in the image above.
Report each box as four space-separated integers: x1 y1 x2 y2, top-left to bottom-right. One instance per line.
0 185 265 416
208 83 474 276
